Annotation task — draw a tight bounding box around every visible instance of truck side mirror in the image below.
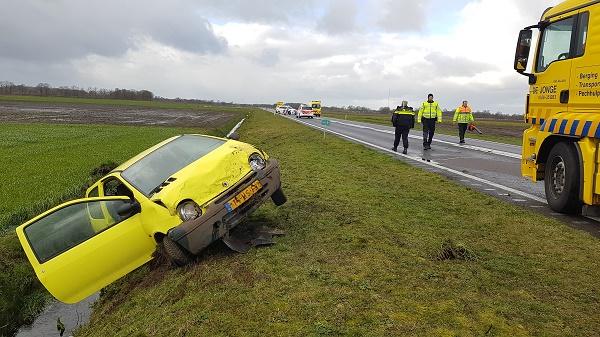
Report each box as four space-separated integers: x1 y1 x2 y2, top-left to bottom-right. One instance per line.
514 29 533 73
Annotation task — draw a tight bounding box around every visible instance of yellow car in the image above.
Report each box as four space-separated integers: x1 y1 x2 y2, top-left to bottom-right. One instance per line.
15 134 286 304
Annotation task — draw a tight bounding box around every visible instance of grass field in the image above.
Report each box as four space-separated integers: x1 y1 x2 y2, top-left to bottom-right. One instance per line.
76 110 600 336
324 111 527 146
0 98 244 337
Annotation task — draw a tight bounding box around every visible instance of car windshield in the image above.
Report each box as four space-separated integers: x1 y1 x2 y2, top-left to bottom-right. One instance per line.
122 135 226 195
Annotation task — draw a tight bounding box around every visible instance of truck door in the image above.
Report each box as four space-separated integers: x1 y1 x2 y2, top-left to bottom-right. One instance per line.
15 197 155 303
569 11 598 114
530 14 577 124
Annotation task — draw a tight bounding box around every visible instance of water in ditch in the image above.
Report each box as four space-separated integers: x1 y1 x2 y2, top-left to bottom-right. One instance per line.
15 293 98 337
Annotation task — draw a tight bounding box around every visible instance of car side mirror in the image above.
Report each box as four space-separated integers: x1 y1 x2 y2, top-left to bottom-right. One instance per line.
228 132 240 141
514 29 533 73
116 200 141 217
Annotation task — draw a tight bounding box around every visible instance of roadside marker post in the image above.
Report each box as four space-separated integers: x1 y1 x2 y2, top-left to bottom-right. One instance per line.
321 118 330 139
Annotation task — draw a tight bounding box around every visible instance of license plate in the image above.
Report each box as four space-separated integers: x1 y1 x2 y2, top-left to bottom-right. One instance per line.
225 180 262 212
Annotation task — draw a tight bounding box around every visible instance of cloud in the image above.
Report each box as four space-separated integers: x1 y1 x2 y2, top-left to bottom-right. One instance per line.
254 48 280 67
194 0 317 23
0 0 227 62
424 52 496 77
0 0 568 114
317 0 358 34
377 0 430 32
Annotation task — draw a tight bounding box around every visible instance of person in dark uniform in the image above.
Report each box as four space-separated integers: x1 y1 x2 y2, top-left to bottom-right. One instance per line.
391 101 415 154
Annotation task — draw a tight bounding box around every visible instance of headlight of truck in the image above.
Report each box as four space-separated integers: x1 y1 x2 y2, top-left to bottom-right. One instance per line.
177 201 202 221
249 153 266 171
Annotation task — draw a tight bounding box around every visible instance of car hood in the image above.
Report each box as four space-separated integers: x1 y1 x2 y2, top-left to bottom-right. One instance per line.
150 140 262 215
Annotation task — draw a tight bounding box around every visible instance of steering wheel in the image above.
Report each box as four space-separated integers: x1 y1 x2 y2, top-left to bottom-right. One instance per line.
557 52 569 60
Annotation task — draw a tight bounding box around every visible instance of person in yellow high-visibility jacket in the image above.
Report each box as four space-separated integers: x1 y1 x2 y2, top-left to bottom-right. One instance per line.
417 93 443 150
453 100 475 144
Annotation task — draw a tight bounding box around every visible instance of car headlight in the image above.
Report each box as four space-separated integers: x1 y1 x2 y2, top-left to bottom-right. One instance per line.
249 153 266 171
177 201 202 221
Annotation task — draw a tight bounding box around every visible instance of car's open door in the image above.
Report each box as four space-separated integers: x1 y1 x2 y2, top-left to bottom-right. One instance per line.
15 196 156 304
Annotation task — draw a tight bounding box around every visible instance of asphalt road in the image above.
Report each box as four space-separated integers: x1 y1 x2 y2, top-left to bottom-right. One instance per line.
273 111 600 237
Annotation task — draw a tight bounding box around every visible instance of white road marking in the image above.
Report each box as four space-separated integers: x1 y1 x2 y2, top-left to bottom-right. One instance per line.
289 117 547 204
484 188 496 191
227 118 246 137
513 199 527 202
330 119 522 160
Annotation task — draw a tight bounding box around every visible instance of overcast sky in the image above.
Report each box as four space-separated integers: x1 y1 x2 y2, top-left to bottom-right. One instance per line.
0 0 562 113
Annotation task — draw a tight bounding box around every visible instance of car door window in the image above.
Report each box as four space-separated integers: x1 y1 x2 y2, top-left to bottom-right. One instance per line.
536 16 575 72
103 178 134 199
24 199 134 263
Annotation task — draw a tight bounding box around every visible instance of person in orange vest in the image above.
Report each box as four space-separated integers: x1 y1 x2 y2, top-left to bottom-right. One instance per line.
453 100 475 144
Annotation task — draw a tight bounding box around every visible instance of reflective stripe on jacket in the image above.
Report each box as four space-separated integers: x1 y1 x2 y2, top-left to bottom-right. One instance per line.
418 101 442 123
453 106 474 124
391 107 415 128
393 107 414 116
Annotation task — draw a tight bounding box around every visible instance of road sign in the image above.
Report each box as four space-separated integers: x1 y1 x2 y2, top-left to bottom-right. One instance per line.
320 118 330 139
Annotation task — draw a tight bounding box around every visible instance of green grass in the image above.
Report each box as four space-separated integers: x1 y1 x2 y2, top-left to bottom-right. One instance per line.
0 107 243 337
0 95 249 113
76 111 600 336
325 111 526 145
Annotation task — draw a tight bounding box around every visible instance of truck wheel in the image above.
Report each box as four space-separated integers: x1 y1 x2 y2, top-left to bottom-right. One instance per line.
162 237 193 266
271 187 287 206
544 142 581 214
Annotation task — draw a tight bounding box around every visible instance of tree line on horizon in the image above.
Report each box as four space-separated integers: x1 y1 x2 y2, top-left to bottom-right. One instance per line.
0 81 154 101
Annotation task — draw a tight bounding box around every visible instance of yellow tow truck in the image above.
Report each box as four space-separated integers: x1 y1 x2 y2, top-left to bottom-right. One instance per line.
311 100 322 117
515 0 599 214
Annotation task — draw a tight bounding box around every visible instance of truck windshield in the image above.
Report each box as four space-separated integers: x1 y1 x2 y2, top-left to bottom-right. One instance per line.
122 135 225 195
312 104 320 108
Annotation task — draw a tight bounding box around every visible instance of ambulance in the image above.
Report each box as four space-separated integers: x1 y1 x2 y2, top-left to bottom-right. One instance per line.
311 100 322 117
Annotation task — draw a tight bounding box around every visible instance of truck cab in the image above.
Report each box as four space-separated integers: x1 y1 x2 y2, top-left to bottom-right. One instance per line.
515 0 599 214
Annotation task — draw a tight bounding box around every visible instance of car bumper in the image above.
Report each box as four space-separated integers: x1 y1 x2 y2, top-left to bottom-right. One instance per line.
167 159 283 255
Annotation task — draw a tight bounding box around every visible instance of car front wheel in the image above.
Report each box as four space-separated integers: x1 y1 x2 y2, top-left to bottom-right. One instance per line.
544 142 581 214
162 237 193 266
